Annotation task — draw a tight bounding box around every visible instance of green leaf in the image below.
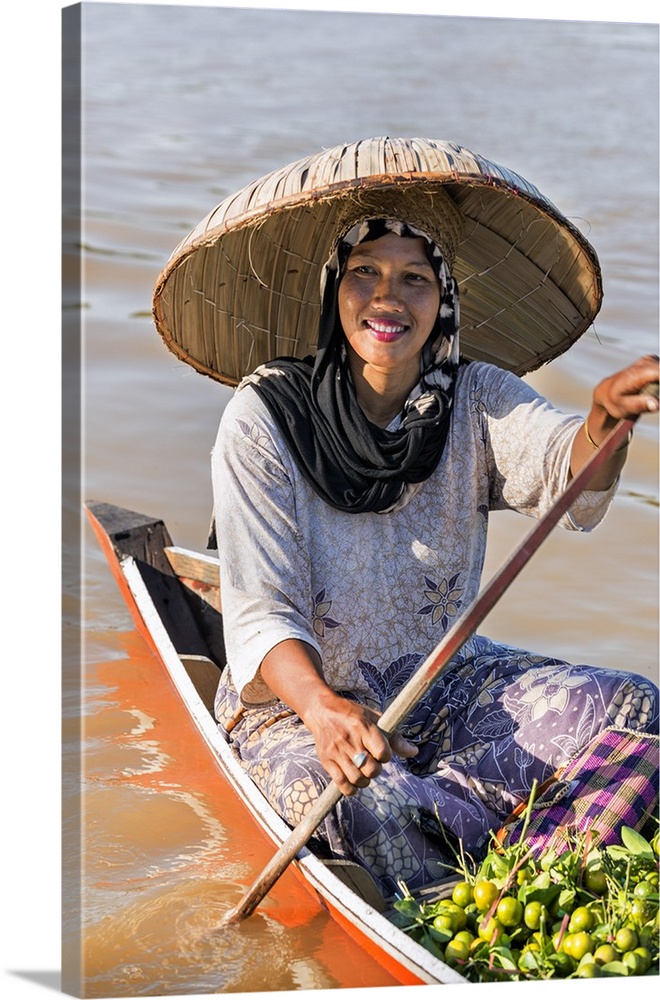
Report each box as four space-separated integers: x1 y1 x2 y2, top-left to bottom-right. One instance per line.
540 851 559 872
393 897 424 919
388 909 417 929
620 826 654 857
524 884 560 908
491 946 518 971
600 960 630 976
469 939 490 960
420 929 446 959
558 887 576 909
427 924 453 944
481 853 511 881
529 871 552 889
606 844 631 860
577 952 596 967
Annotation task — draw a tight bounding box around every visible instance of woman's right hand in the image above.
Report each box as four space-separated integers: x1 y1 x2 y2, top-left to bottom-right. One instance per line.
303 688 418 796
259 638 418 796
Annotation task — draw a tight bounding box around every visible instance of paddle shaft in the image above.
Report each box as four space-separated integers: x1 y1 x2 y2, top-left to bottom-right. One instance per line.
220 403 651 926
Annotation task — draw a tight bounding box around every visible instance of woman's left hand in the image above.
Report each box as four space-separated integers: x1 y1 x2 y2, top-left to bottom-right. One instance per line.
591 354 659 423
570 354 659 488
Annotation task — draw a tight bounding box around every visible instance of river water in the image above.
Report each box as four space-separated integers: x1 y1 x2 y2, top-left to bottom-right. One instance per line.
65 4 658 997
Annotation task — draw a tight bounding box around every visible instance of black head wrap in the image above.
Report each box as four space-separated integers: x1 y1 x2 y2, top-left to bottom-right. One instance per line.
242 218 462 513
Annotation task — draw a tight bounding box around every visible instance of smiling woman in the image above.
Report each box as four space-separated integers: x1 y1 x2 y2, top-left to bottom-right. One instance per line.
152 136 660 906
339 233 443 426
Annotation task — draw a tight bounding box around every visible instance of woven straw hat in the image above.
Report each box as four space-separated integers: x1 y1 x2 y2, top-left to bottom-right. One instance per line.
152 137 602 385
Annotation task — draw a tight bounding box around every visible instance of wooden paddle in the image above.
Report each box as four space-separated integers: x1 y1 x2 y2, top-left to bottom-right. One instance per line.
220 387 658 926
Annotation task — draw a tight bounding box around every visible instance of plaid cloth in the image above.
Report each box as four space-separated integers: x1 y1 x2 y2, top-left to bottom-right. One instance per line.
501 727 659 854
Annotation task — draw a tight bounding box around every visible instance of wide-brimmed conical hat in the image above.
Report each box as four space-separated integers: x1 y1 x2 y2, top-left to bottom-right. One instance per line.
152 137 602 385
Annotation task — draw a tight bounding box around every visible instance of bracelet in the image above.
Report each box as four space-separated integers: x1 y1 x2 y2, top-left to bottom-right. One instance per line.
584 419 632 453
584 419 600 449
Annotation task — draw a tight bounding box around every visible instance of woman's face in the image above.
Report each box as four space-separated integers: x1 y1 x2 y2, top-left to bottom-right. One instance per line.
337 233 441 384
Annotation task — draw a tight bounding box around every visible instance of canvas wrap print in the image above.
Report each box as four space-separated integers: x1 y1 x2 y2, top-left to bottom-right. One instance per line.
498 727 659 854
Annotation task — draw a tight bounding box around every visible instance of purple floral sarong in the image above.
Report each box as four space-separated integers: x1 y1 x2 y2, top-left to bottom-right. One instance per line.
215 634 659 899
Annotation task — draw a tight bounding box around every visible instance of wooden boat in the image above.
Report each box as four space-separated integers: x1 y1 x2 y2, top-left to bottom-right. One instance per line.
85 500 467 986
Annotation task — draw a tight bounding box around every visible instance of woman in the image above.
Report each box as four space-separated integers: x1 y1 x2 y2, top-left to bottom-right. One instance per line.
153 139 659 900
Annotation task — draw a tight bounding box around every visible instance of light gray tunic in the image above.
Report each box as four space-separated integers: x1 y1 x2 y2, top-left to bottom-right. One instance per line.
211 361 616 709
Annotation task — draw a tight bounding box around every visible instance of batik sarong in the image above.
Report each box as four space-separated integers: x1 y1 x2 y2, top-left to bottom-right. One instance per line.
215 635 659 899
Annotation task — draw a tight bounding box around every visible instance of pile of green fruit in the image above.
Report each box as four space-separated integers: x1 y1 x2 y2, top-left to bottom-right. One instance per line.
392 824 659 981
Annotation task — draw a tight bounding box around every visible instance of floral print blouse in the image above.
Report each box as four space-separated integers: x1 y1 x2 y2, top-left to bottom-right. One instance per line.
211 361 616 708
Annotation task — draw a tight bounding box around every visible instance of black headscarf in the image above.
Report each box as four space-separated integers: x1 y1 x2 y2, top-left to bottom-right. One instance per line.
240 218 462 514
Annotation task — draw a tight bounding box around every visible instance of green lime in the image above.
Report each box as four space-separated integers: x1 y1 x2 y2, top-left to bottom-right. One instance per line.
593 943 619 965
478 914 503 941
630 898 654 924
615 926 639 952
444 937 470 965
497 895 523 928
552 930 565 952
632 946 652 973
569 905 594 933
473 879 499 912
548 951 576 977
584 867 608 895
431 914 454 941
633 880 655 898
438 899 468 931
623 950 647 975
576 961 600 978
563 931 594 961
451 880 474 908
524 901 545 930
